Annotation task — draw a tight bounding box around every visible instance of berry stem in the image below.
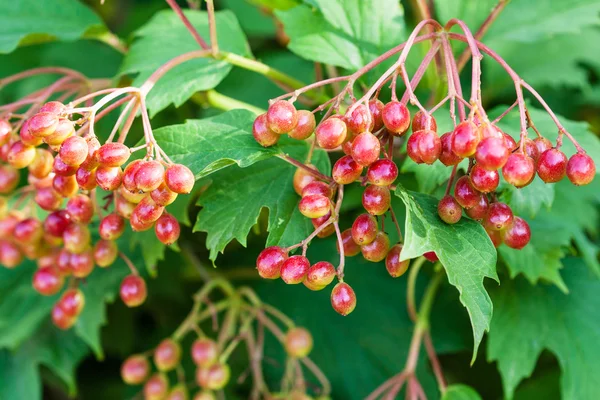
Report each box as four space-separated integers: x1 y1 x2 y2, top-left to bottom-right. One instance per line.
491 100 518 124
400 40 441 105
276 154 332 183
406 256 426 321
440 33 466 122
389 206 403 243
424 332 447 393
205 0 219 57
119 251 139 275
164 0 210 50
0 67 87 88
445 164 458 196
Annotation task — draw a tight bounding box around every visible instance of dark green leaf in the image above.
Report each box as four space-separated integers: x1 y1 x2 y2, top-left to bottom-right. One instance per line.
442 384 483 400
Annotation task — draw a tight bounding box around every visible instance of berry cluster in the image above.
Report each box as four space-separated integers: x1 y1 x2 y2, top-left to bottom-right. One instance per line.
0 99 194 328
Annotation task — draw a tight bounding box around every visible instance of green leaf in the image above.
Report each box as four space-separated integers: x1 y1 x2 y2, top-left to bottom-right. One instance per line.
276 0 406 71
152 109 277 179
119 10 251 116
0 0 105 54
488 258 600 400
395 186 498 361
195 137 330 261
442 384 483 400
498 178 555 218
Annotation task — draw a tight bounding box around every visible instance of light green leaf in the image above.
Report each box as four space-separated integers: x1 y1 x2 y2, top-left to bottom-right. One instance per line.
119 10 251 116
442 384 483 400
152 109 277 179
0 0 104 54
194 137 330 261
498 178 555 218
488 258 600 400
276 0 406 71
395 186 498 361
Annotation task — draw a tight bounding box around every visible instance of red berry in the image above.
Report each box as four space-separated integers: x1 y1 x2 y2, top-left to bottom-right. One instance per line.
45 118 75 147
191 338 218 367
345 104 372 135
537 148 567 183
0 165 19 193
484 202 514 231
407 131 424 164
196 363 230 390
95 166 123 191
367 159 398 186
362 185 390 215
39 101 66 115
14 217 43 243
361 231 390 262
470 164 499 193
351 213 378 245
97 143 130 167
120 275 147 307
304 261 336 291
288 110 316 140
332 155 363 185
52 304 75 330
351 132 380 166
502 153 535 188
20 119 43 147
44 210 71 237
465 194 489 221
337 228 361 257
369 99 385 131
533 137 552 155
58 288 85 317
302 181 333 198
412 110 437 132
424 252 438 262
35 187 62 211
151 183 178 206
0 240 22 268
315 117 347 149
28 148 54 179
417 130 441 164
284 327 313 357
133 197 165 224
452 121 480 157
0 119 11 146
519 138 540 162
154 338 182 372
382 101 410 135
94 239 118 267
33 266 64 295
280 255 310 284
566 153 595 186
267 100 298 134
298 194 331 218
122 159 143 192
253 113 279 147
70 250 95 278
155 213 180 245
63 223 91 254
437 195 462 224
28 112 58 138
311 212 334 238
504 217 531 249
144 373 169 400
331 282 356 316
121 355 150 385
59 136 88 166
130 212 154 232
454 176 480 209
475 137 509 170
135 160 165 192
7 141 35 169
165 164 195 194
66 194 94 224
386 244 410 277
503 133 517 153
52 174 78 197
292 166 317 196
256 246 288 279
100 214 125 240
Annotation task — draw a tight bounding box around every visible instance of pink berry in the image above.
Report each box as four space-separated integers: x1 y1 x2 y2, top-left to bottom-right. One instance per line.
155 213 180 245
256 246 288 279
360 231 390 262
345 104 372 135
504 217 531 249
367 159 398 186
502 153 535 188
465 194 489 221
484 202 514 231
122 355 150 385
470 164 499 193
537 148 567 183
362 185 390 215
288 110 316 140
332 155 363 185
266 100 298 134
331 282 356 316
280 255 310 284
437 195 462 224
33 266 64 295
59 136 88 166
454 176 480 209
382 101 410 135
412 110 437 132
351 132 380 166
135 160 165 192
407 131 424 164
475 136 509 170
386 244 410 277
369 99 385 131
452 121 480 157
284 327 313 357
566 153 595 186
304 261 336 291
298 194 331 218
351 213 378 245
165 164 195 194
120 275 147 307
253 113 279 147
97 143 130 167
337 229 361 257
315 117 347 149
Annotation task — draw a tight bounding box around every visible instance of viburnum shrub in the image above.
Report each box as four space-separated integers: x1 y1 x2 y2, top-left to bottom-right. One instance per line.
252 18 595 319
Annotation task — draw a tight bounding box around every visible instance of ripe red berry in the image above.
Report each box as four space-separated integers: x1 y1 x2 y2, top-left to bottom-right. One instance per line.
315 117 347 149
351 213 378 245
361 231 390 262
58 288 85 317
362 185 391 215
28 148 53 179
66 194 94 224
519 138 540 162
130 212 154 232
298 194 331 218
256 246 288 279
312 211 334 238
165 164 195 194
424 251 439 262
386 244 410 277
417 130 442 164
39 101 66 115
288 110 316 140
53 174 78 197
292 166 317 196
150 183 178 206
412 110 437 132
70 250 95 278
135 160 165 192
302 181 333 198
267 100 298 134
115 195 136 219
533 137 552 155
504 217 531 249
100 214 125 240
94 239 118 267
475 137 509 170
191 338 218 367
196 363 231 390
95 166 123 191
304 261 336 291
503 133 517 153
407 131 424 164
0 165 19 193
155 213 180 245
369 99 385 131
59 136 88 166
382 101 410 135
465 194 489 221
502 153 535 188
120 275 147 307
14 217 43 243
122 159 143 192
351 132 380 166
63 222 91 253
34 187 62 211
484 202 514 231
566 153 595 186
331 282 356 316
144 373 169 400
345 104 372 135
133 197 165 224
33 266 64 295
154 338 182 372
470 164 499 193
7 141 35 169
28 112 59 138
45 118 75 147
0 240 22 268
337 228 361 257
20 120 43 147
97 143 130 167
537 148 567 183
367 159 398 186
253 113 279 147
452 121 480 157
280 255 310 284
332 155 363 185
437 195 462 224
454 176 480 209
52 304 75 330
0 119 11 146
284 327 313 358
121 355 150 385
